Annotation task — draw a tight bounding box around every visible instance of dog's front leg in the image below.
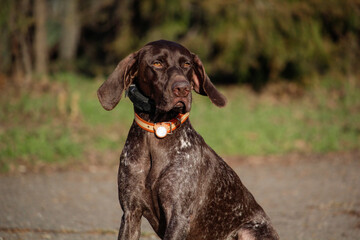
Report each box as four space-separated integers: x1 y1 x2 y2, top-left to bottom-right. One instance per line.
118 207 142 240
117 134 150 240
163 213 190 240
118 164 144 240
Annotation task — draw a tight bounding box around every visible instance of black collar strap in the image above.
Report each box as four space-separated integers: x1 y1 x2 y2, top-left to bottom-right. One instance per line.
126 84 155 113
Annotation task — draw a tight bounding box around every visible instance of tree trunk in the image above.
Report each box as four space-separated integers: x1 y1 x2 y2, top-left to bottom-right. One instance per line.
19 33 33 86
8 0 33 87
34 0 48 80
59 0 81 70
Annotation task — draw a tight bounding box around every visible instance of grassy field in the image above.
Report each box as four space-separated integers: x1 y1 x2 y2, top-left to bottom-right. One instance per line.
0 73 359 172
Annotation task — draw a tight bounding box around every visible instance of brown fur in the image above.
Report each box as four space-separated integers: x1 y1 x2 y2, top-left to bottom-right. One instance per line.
98 40 279 240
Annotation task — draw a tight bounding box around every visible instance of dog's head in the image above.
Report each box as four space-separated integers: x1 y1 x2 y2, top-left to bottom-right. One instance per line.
97 40 227 113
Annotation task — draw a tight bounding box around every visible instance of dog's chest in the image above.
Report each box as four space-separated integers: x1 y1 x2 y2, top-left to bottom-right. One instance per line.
146 126 205 182
150 126 202 161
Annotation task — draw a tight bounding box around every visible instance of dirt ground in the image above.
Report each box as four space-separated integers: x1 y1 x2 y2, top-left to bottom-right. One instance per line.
0 152 359 240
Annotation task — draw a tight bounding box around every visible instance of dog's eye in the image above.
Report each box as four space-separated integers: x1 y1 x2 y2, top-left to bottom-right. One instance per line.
182 62 191 69
152 61 163 68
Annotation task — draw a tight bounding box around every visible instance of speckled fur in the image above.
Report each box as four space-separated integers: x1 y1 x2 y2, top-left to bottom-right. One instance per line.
97 40 279 240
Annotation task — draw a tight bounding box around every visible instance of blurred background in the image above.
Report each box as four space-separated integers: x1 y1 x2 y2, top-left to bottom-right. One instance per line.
0 0 359 173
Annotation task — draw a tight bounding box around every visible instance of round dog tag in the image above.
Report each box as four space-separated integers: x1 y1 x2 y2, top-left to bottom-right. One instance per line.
154 124 168 138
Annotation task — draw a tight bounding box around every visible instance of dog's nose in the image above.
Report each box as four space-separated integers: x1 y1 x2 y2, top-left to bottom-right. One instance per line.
172 81 191 97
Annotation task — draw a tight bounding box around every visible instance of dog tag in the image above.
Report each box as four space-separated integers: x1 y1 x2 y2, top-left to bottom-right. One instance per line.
154 123 168 138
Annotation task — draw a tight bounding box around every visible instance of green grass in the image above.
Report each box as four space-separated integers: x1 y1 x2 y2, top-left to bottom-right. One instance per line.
192 77 360 155
0 73 359 172
1 127 81 163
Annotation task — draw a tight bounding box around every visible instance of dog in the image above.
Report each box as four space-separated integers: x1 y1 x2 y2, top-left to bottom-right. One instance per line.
97 40 279 240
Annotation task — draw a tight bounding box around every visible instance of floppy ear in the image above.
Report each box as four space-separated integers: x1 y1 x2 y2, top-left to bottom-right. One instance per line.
191 54 227 107
97 52 138 110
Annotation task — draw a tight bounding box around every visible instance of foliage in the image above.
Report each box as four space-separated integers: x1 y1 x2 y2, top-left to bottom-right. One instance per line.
1 0 359 89
78 0 360 89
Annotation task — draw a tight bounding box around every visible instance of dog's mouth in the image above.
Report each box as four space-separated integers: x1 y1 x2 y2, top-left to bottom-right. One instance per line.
173 101 185 112
157 96 191 114
174 101 185 108
172 100 188 113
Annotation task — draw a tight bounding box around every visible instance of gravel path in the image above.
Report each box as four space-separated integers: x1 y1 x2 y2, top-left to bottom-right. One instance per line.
1 153 359 240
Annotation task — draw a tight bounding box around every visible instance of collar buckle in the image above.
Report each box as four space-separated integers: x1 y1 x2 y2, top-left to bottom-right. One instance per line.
154 122 172 138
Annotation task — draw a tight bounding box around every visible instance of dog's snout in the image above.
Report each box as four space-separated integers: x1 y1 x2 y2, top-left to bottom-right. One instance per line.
172 81 191 97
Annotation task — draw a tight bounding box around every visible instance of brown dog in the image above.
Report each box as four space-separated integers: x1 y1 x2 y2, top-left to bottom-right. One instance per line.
98 40 279 240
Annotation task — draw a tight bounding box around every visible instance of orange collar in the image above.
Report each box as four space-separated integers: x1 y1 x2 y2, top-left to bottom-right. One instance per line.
134 112 190 138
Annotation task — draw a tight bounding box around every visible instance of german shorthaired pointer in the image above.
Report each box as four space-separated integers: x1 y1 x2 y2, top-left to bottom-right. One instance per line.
97 40 279 240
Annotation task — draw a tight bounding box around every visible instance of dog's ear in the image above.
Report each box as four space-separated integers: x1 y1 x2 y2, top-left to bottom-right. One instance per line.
191 54 227 107
97 52 138 110
192 54 226 107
